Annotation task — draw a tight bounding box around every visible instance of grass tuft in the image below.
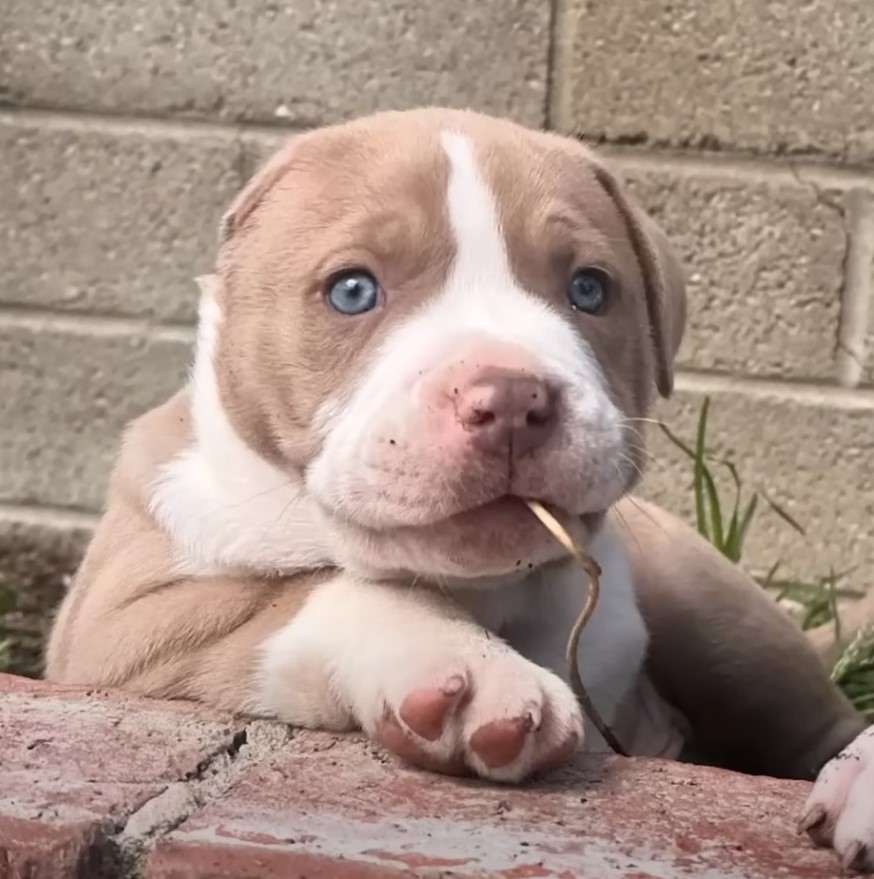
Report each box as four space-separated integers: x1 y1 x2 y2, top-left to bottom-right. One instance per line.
660 397 874 721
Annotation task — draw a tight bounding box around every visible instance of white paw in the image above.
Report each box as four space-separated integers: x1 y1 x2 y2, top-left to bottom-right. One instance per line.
800 725 874 873
361 637 584 782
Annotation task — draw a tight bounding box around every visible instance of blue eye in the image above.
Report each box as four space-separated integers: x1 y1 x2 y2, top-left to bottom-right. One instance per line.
568 268 610 315
326 270 381 315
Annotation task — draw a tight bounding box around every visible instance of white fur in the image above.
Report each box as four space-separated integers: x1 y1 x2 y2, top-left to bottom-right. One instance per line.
489 518 647 749
149 280 333 575
258 517 644 770
152 130 650 768
259 571 585 782
803 725 874 870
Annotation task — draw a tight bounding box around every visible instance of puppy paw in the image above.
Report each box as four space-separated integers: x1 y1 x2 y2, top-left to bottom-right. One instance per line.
368 642 583 782
800 725 874 873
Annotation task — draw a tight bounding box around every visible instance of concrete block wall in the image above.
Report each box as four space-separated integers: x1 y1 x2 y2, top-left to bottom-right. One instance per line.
2 0 873 587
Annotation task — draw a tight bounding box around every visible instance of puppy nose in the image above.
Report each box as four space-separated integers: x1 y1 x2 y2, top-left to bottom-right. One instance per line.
456 368 557 457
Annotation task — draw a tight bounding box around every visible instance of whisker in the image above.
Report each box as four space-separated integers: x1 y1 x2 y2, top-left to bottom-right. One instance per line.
226 478 298 510
618 416 664 427
622 494 670 539
609 506 644 555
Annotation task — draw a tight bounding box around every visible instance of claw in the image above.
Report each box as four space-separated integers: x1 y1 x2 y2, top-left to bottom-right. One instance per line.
798 803 827 836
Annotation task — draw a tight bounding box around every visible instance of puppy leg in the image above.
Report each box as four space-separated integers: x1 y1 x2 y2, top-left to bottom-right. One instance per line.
801 725 874 873
259 575 584 782
614 496 864 779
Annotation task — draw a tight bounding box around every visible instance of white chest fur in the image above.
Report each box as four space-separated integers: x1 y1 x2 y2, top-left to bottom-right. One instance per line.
455 518 649 752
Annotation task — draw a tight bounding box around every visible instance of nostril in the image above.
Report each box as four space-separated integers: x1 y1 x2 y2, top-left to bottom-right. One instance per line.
525 388 554 427
526 407 550 427
467 407 496 427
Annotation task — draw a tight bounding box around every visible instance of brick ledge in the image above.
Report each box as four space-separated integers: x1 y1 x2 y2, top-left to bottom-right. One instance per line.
0 673 835 878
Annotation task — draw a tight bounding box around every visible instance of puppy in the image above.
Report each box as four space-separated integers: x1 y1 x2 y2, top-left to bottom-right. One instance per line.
45 108 872 870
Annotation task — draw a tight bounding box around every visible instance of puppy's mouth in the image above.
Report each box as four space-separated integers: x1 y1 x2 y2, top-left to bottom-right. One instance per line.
388 494 602 536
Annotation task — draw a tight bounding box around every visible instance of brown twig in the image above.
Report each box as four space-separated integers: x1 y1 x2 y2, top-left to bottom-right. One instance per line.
525 501 629 757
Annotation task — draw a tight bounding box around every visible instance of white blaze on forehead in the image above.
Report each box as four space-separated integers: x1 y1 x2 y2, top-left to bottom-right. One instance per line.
440 131 512 288
434 130 594 383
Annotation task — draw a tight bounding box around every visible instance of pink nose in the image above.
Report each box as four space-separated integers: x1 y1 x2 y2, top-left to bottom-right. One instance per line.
455 367 557 457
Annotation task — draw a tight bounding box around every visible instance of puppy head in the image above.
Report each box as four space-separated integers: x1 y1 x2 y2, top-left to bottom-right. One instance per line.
203 108 685 581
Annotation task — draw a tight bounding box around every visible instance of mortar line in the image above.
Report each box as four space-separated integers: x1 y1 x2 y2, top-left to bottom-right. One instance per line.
542 0 561 130
107 721 296 877
602 146 874 191
835 191 874 388
0 501 100 529
0 103 310 141
6 102 874 191
0 304 196 343
674 370 874 409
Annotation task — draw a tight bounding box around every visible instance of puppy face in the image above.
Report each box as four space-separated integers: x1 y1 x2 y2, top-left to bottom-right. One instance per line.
203 109 685 581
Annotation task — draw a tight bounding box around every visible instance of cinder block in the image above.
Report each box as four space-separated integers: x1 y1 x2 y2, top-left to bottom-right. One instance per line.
0 0 550 128
0 114 241 323
552 0 874 161
0 321 192 510
644 380 874 581
606 155 847 381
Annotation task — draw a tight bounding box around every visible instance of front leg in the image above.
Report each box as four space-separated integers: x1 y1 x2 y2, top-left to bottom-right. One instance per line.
258 574 584 782
801 725 874 873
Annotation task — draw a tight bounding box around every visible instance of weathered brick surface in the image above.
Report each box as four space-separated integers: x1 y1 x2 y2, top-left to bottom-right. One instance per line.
0 676 853 878
148 845 415 879
0 816 102 879
645 381 874 580
553 0 874 161
0 322 191 510
0 0 550 128
148 731 836 879
0 674 243 878
609 154 850 381
0 113 239 324
0 674 241 823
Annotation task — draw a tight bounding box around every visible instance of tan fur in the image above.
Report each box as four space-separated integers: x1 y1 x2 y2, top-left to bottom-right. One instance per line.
215 110 683 478
216 113 455 469
46 108 863 781
612 499 864 779
46 396 327 711
46 406 862 776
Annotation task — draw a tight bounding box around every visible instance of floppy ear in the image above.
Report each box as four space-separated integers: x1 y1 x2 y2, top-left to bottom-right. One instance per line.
219 136 303 244
592 164 686 398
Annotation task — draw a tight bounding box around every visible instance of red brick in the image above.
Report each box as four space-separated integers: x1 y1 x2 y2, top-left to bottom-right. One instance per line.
149 844 416 879
151 731 835 879
0 816 100 879
0 673 244 876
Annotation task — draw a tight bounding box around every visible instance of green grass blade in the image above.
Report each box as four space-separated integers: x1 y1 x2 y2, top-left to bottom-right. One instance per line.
693 397 711 541
762 491 806 536
657 421 696 460
702 464 725 552
758 561 782 591
733 493 759 560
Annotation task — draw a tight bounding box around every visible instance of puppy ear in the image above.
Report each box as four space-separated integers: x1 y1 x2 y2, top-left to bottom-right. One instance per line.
593 164 686 398
219 136 302 244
